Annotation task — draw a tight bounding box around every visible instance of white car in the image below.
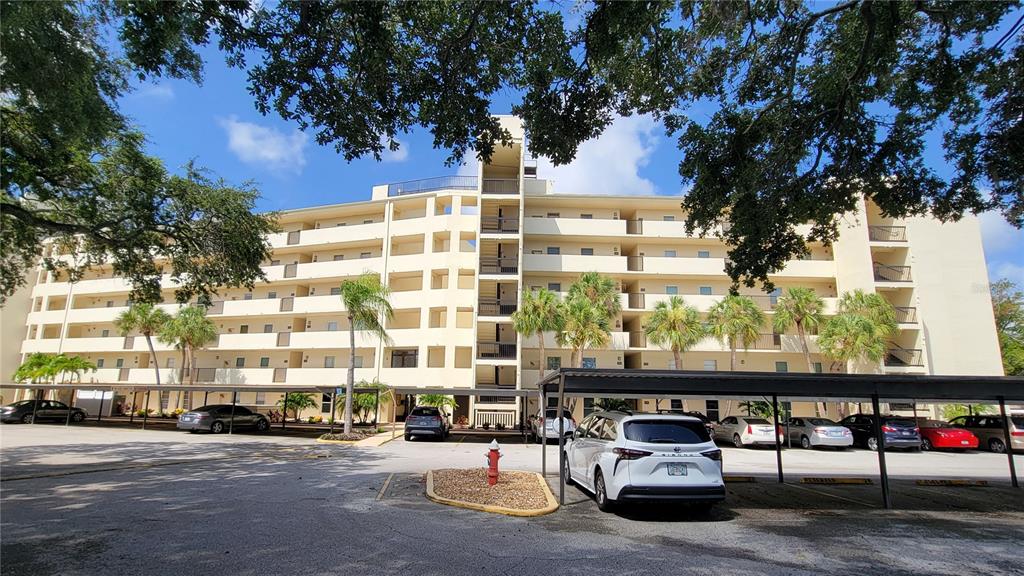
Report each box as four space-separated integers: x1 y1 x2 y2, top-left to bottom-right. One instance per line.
530 408 576 443
714 416 784 447
563 411 725 512
785 417 853 449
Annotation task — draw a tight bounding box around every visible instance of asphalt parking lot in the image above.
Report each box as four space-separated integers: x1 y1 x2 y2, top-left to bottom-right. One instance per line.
2 425 1023 575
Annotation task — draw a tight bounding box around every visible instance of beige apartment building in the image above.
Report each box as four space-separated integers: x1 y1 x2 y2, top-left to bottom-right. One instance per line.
2 117 1004 424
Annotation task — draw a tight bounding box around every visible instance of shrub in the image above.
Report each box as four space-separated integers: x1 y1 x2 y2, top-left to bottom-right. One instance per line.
455 415 469 426
495 422 506 431
172 408 186 417
482 422 491 430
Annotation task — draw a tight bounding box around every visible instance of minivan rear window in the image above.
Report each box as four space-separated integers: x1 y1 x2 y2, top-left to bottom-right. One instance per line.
623 420 710 444
1012 417 1024 428
411 407 440 416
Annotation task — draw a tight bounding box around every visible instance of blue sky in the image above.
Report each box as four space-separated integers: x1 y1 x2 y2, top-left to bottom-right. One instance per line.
118 45 1023 288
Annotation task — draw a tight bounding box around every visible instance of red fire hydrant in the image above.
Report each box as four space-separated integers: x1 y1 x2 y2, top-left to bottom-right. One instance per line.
486 439 502 486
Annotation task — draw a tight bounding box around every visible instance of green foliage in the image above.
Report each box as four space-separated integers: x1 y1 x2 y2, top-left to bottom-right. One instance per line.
738 400 779 420
706 295 766 369
644 296 704 369
339 273 393 433
511 288 564 376
838 290 898 338
567 271 622 321
157 306 218 384
818 313 888 369
594 398 632 412
335 379 390 424
417 394 458 412
556 292 612 368
115 303 171 338
941 403 993 421
773 288 826 372
991 279 1024 376
277 393 317 420
12 353 96 384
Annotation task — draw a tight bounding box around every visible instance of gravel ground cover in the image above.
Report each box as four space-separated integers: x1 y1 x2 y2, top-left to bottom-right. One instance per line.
431 468 550 510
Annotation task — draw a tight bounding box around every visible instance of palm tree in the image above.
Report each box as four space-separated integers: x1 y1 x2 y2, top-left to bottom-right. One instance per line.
417 394 458 417
568 271 621 321
115 303 172 396
838 289 897 338
706 295 766 370
52 355 96 384
818 313 888 372
556 295 611 368
644 296 705 371
511 288 564 382
13 353 58 402
277 392 317 421
772 287 825 372
339 273 393 435
158 306 217 410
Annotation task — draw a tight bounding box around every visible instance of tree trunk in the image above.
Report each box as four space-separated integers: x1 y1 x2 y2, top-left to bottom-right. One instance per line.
145 332 162 413
796 323 824 416
344 315 355 435
537 331 546 381
672 347 686 411
725 339 737 419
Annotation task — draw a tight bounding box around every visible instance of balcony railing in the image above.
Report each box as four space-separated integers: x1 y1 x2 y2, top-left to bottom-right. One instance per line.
478 298 517 316
874 263 912 282
628 293 645 309
869 226 908 242
477 341 516 359
894 306 917 323
629 332 647 348
480 256 519 275
885 347 924 367
626 220 643 235
627 256 644 272
473 410 518 426
750 333 783 350
387 175 478 197
480 216 520 233
482 179 519 194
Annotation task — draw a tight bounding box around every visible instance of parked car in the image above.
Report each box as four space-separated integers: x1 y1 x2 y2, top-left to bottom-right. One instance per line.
530 408 576 443
564 411 725 512
785 417 853 449
917 419 979 451
838 414 921 451
176 405 270 433
947 414 1024 453
714 416 784 448
404 406 450 441
0 399 88 424
658 409 715 435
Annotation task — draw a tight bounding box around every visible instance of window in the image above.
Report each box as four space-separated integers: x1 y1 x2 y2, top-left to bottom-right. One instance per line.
581 214 593 219
271 259 280 266
547 282 561 292
581 248 594 256
115 358 124 368
546 246 560 255
360 252 371 259
547 396 560 408
166 358 174 368
706 400 719 422
321 394 333 414
699 286 713 296
670 399 683 410
235 357 245 368
581 357 597 369
101 329 110 337
244 292 253 301
547 357 562 371
330 287 341 296
259 357 270 368
697 250 710 258
813 362 823 373
664 250 676 257
363 219 373 225
599 419 618 441
769 288 781 306
97 359 105 368
665 285 678 295
547 212 560 218
106 300 114 308
625 420 709 443
775 361 788 373
663 215 675 221
391 349 418 368
703 359 717 371
240 325 249 334
160 391 170 411
333 254 345 261
327 321 339 332
263 324 274 333
324 356 335 368
583 397 595 416
255 392 266 406
268 291 277 299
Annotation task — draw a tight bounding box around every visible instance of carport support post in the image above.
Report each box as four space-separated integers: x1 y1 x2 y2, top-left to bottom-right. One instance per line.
65 388 75 426
30 394 40 424
998 397 1019 488
329 392 336 434
229 390 237 435
129 389 135 423
96 388 105 423
871 394 892 509
142 390 150 429
772 395 783 484
540 388 547 477
557 373 566 506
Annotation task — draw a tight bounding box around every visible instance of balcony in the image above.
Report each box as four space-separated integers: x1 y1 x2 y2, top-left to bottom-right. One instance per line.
480 256 519 275
481 217 520 234
523 253 627 274
268 221 386 249
523 217 625 237
478 298 517 317
894 306 918 324
885 347 924 367
874 263 912 282
482 179 519 194
387 175 477 197
869 226 908 242
477 341 516 359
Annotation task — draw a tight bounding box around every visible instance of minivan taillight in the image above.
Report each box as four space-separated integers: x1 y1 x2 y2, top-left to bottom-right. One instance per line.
746 425 752 434
1011 431 1024 437
701 449 722 462
612 447 652 460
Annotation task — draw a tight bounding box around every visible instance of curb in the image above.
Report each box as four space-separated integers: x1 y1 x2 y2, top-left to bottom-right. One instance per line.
723 475 757 483
425 470 560 517
315 438 359 445
916 479 989 487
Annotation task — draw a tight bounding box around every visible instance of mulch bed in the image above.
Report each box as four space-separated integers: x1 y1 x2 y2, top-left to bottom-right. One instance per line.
430 468 550 510
319 430 375 441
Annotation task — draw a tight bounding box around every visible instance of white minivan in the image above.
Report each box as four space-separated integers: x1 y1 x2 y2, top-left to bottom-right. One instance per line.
563 411 725 512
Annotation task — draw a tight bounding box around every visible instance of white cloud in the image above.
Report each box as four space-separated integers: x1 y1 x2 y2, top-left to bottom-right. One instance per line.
217 115 307 174
379 136 409 163
992 262 1024 287
134 83 174 101
537 114 660 195
978 210 1022 257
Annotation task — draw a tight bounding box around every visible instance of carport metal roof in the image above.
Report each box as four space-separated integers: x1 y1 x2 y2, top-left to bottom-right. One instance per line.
534 368 1022 510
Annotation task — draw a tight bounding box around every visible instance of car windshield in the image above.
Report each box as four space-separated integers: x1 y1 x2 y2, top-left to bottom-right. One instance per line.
623 420 710 444
192 406 222 412
411 407 440 417
7 400 35 407
744 418 771 425
883 418 917 427
1012 417 1024 428
806 418 837 426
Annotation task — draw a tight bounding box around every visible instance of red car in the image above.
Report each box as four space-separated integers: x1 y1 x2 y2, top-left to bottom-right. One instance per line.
918 420 978 451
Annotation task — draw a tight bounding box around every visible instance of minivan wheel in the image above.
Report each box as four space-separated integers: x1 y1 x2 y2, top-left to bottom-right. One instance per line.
733 434 743 448
210 421 225 434
563 455 574 486
867 437 879 451
71 411 85 423
990 438 1006 454
800 436 811 449
594 471 614 512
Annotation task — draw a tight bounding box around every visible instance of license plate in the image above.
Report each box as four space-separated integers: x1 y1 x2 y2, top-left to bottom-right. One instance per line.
901 431 911 435
828 431 842 437
667 463 687 476
961 440 969 445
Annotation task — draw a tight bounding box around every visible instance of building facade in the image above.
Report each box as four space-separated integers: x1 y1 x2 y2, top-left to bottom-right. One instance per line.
4 117 1004 423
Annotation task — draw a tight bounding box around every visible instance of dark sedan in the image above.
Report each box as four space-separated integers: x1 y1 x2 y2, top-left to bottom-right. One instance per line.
838 414 921 451
1 400 87 424
404 406 450 441
177 405 270 433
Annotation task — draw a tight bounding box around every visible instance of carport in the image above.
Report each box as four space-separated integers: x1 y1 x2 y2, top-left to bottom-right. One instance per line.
537 368 1024 509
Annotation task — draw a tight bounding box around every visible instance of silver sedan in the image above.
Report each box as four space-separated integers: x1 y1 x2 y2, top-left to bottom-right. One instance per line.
786 417 853 449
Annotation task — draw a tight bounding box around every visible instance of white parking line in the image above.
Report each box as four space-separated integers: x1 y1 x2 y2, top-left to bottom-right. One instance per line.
376 472 394 501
